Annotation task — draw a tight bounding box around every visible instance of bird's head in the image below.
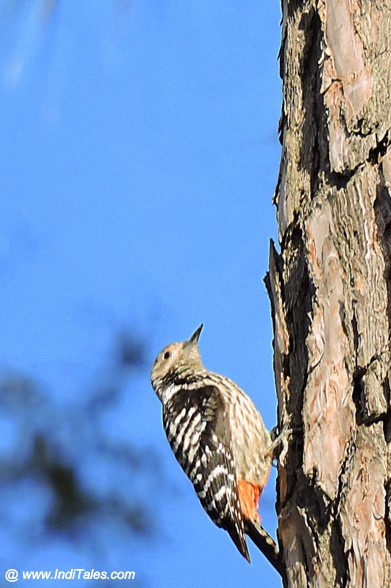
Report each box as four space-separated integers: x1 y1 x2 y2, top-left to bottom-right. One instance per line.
151 324 204 396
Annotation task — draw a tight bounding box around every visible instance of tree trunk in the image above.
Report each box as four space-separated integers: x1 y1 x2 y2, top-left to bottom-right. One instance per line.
267 1 391 586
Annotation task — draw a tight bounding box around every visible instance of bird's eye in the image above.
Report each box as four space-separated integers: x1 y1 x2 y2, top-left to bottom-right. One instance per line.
163 351 171 360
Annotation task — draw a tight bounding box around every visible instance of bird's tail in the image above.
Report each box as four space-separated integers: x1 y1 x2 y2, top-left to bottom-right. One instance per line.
244 519 285 578
226 518 251 563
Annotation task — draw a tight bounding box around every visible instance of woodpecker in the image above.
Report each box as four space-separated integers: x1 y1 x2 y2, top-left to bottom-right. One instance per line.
151 324 284 576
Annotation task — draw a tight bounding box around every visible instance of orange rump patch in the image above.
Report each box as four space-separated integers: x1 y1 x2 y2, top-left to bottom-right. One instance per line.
238 480 262 522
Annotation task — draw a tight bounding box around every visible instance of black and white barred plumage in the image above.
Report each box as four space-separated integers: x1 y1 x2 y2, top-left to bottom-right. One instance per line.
162 382 249 559
151 325 284 576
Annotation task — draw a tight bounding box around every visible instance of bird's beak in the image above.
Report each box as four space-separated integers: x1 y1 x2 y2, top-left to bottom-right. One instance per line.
186 324 203 347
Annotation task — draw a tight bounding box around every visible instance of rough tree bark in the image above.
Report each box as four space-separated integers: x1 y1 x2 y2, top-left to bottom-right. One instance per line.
266 1 391 586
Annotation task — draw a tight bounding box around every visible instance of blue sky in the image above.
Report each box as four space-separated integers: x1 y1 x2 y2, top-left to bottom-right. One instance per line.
0 1 282 586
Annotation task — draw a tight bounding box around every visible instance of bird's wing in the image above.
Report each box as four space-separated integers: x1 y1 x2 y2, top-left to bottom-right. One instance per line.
163 384 250 561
